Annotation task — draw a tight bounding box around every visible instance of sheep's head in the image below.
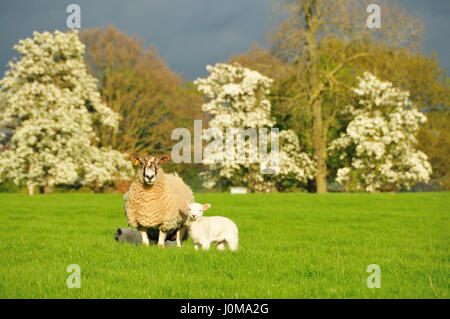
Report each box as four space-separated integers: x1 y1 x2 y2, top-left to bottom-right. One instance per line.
114 228 122 242
132 155 170 185
187 203 211 220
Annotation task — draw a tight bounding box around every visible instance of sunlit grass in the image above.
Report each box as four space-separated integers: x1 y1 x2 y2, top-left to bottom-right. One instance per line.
0 192 448 298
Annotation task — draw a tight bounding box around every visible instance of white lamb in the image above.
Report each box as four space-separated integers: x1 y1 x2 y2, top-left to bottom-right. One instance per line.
187 203 238 251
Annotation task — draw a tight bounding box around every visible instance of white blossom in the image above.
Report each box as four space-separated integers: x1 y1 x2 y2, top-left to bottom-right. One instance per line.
0 30 133 191
194 63 315 191
330 72 432 192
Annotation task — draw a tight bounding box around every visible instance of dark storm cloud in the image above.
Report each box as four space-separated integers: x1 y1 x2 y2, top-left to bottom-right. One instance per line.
0 0 448 80
396 0 450 65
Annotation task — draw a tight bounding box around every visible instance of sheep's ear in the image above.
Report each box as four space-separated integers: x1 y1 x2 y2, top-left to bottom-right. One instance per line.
158 156 170 164
132 156 142 166
117 228 122 235
203 204 211 211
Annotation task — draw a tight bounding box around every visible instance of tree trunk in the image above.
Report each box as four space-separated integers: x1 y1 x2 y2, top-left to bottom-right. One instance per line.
312 100 328 193
27 183 34 196
304 5 327 193
43 175 53 194
43 185 54 194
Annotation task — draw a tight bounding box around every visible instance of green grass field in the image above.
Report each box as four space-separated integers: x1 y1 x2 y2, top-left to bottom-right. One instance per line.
0 192 448 299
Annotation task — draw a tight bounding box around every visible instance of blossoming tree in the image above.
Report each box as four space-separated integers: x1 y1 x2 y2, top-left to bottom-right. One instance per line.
194 63 315 192
329 72 432 192
0 30 133 194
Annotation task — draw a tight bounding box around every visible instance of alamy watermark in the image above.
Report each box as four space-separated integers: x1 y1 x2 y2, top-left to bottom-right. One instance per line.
366 264 381 288
171 120 280 174
66 4 81 29
66 264 81 288
367 4 381 29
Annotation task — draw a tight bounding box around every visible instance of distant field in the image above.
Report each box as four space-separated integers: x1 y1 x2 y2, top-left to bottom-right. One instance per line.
0 192 448 298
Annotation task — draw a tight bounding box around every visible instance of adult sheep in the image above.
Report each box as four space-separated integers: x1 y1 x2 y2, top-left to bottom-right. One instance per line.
125 155 193 247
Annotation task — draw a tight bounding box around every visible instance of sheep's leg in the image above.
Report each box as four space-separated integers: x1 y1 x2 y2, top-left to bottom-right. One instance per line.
194 243 199 251
200 241 210 251
140 230 150 246
217 242 226 250
157 230 167 248
176 229 182 248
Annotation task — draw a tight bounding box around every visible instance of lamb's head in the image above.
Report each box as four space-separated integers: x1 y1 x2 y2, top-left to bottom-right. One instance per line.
187 202 211 221
132 155 170 185
114 228 122 242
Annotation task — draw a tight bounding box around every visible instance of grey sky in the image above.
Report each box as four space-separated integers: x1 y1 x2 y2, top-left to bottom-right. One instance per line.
0 0 448 80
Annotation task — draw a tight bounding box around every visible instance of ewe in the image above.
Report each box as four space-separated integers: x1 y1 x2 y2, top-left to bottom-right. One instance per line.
125 155 193 247
187 203 238 251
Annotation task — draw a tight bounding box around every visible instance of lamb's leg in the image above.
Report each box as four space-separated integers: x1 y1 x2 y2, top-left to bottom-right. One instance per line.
217 242 226 250
140 230 150 246
194 243 199 251
176 229 182 248
157 230 168 248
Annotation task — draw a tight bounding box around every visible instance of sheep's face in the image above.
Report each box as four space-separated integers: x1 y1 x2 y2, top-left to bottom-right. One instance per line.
133 155 169 185
187 203 211 220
